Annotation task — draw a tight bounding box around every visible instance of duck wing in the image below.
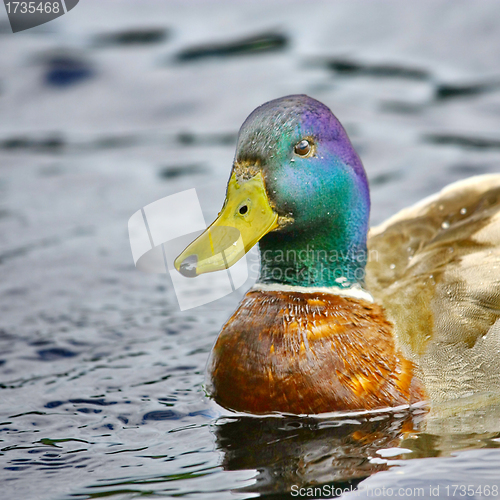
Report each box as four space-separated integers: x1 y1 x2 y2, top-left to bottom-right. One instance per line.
366 174 500 402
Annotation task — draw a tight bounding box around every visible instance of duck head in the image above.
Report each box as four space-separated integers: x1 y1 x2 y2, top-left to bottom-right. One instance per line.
175 95 370 289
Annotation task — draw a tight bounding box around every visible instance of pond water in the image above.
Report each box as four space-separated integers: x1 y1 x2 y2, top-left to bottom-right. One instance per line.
2 1 500 498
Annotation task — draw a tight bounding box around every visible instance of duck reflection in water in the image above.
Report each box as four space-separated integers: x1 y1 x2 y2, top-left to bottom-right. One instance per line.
212 407 426 497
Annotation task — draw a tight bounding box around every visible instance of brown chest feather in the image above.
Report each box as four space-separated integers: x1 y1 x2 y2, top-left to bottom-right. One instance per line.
207 290 424 414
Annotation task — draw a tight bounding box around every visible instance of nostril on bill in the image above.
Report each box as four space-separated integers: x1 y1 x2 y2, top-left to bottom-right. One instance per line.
179 254 198 277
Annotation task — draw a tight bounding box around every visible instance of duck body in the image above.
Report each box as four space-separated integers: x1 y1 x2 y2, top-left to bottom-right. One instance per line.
175 95 500 415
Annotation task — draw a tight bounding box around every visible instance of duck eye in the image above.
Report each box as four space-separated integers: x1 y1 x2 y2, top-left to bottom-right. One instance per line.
294 139 311 156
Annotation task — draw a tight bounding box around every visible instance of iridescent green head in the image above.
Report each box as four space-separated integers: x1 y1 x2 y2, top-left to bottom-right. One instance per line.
176 95 370 288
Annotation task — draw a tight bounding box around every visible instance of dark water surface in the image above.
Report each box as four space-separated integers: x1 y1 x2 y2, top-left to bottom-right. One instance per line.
2 1 500 498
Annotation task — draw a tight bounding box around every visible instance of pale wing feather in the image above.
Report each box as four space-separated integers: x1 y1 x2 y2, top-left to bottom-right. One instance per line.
366 175 500 402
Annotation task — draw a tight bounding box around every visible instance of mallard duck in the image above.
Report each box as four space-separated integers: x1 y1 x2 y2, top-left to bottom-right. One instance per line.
175 95 500 415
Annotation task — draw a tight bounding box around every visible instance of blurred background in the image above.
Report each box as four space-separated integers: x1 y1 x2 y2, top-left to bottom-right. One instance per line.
2 1 500 499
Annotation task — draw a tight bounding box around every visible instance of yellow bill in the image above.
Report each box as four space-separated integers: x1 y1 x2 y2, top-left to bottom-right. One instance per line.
174 172 278 277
